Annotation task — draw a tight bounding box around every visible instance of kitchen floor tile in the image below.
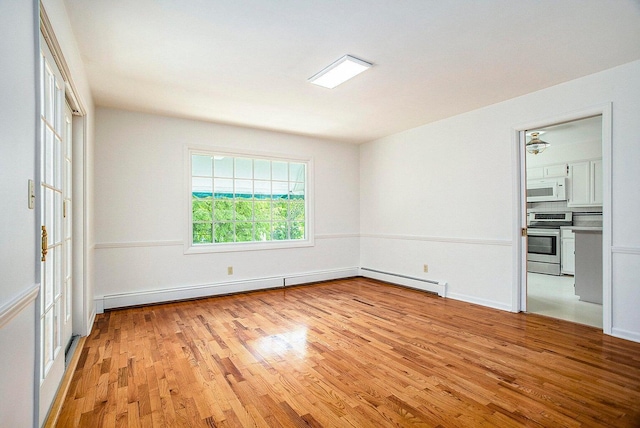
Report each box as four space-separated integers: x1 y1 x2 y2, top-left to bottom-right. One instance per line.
526 272 602 328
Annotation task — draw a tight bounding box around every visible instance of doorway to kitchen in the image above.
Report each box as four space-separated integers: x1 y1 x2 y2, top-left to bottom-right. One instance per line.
518 108 611 331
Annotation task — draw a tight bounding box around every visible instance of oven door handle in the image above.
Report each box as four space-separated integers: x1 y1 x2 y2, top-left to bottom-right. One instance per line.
527 229 561 237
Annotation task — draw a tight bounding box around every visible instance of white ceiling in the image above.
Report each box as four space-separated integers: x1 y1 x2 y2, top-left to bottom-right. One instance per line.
64 0 640 144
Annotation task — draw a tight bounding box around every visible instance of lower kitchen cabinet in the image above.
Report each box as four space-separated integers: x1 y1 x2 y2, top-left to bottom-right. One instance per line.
561 228 575 275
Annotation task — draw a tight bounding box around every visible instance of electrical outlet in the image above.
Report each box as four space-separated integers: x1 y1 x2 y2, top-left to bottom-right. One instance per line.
227 266 233 275
423 264 429 273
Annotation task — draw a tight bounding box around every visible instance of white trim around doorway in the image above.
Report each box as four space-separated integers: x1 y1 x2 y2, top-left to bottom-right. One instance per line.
510 103 612 335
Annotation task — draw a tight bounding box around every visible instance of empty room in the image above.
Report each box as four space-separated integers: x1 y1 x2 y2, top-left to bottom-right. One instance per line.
2 1 640 427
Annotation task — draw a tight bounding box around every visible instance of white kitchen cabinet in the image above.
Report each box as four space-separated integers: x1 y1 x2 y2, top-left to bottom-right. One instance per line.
567 159 602 207
568 161 590 205
527 167 544 179
527 163 567 180
544 164 568 178
561 228 575 275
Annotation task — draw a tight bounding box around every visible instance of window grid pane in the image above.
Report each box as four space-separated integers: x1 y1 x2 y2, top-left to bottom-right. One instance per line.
192 153 306 245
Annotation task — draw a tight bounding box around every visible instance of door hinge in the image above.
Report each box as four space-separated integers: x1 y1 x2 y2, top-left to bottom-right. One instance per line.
521 228 527 237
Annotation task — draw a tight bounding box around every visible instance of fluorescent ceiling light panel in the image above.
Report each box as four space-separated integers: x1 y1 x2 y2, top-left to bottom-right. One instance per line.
308 55 372 89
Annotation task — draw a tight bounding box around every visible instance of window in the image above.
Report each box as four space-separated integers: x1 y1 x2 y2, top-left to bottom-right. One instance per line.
188 149 312 252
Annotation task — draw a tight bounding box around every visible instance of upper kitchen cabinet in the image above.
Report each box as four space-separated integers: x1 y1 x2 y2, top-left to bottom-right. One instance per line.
544 164 569 178
527 164 568 180
568 159 603 207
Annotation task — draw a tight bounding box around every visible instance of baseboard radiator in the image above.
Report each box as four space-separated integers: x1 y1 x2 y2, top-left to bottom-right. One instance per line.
94 266 446 313
95 267 360 313
359 267 447 297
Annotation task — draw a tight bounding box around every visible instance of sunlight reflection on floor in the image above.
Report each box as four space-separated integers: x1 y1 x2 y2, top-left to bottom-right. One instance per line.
256 328 308 357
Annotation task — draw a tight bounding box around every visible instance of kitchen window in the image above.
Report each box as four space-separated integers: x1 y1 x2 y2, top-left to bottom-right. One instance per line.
186 149 313 253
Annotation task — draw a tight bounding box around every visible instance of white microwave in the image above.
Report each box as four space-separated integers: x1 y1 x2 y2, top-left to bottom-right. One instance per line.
526 178 567 202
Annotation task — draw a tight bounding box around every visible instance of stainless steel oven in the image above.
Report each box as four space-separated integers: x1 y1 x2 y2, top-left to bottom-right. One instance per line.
528 228 561 275
527 212 572 276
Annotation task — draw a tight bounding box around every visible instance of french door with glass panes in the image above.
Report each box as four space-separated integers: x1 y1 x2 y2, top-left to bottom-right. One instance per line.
39 36 73 426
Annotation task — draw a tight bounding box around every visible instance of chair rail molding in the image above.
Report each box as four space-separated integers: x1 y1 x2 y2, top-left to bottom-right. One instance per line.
0 284 39 329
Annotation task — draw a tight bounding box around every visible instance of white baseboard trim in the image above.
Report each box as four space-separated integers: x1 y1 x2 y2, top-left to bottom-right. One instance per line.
0 284 39 329
359 267 447 297
611 327 640 343
446 292 512 312
95 299 104 315
95 267 359 312
284 267 359 286
87 308 96 335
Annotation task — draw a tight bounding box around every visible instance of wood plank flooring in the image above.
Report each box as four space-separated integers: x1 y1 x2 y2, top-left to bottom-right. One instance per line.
56 277 640 427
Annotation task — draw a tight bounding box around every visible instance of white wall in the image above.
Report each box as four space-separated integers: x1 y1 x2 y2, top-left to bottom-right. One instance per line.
93 108 360 305
0 1 37 426
360 60 640 340
360 101 515 309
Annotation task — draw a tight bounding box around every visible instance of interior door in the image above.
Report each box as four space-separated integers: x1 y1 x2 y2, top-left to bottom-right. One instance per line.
39 36 73 426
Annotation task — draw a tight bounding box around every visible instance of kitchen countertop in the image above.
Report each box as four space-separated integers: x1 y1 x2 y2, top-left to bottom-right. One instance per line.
562 225 602 232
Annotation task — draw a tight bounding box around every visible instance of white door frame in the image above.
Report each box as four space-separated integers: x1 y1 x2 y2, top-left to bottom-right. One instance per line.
511 103 612 335
71 114 90 338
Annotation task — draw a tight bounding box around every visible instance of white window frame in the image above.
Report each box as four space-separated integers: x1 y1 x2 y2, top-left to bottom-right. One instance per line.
184 146 314 254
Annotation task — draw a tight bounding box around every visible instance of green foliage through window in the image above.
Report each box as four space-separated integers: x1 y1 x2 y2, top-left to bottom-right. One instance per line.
191 153 307 245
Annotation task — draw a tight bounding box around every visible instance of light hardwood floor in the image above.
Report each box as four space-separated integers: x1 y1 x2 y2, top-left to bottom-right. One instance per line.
56 277 640 427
